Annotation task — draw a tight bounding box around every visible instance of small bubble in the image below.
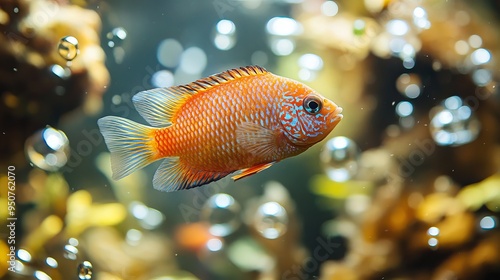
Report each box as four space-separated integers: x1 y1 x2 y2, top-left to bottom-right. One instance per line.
266 17 301 36
64 244 78 260
395 101 413 117
45 257 58 268
13 7 19 13
470 48 491 65
212 19 236 51
428 237 438 249
320 136 360 182
25 126 70 172
472 69 492 87
321 1 339 17
106 27 127 48
413 7 431 29
157 38 183 68
479 216 497 230
68 237 79 246
386 19 409 36
77 261 93 280
468 34 482 48
251 50 268 66
454 40 469 55
353 19 366 36
34 270 52 280
201 193 241 237
269 38 295 56
427 226 440 236
129 201 164 229
396 73 422 99
49 64 71 79
298 53 323 81
125 229 143 246
206 238 224 252
58 36 79 61
17 249 32 262
111 95 122 105
429 96 481 147
151 70 174 88
254 201 288 239
179 47 207 74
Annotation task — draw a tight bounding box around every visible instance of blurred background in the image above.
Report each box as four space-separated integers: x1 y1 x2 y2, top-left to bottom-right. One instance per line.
1 0 500 279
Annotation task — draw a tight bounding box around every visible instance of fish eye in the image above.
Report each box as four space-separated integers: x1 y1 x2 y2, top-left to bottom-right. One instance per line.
303 95 322 115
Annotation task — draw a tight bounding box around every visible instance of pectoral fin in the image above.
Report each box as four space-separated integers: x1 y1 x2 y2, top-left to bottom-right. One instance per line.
231 162 275 181
236 122 279 158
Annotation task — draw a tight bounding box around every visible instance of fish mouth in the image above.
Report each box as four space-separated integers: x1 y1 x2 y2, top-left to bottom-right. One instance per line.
331 106 343 123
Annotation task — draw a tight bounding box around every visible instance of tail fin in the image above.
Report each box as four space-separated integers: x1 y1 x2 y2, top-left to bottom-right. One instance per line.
97 116 158 180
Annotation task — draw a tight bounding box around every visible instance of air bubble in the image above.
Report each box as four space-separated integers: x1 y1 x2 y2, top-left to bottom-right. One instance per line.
58 36 79 61
429 96 481 146
77 261 93 280
213 19 237 51
320 136 360 182
64 244 78 260
106 27 127 48
254 201 288 239
25 126 70 172
201 193 241 237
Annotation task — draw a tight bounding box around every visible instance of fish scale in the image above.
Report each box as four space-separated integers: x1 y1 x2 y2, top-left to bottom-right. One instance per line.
97 66 343 191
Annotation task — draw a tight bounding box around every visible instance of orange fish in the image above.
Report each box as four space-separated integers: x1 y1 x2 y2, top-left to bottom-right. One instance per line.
98 66 343 192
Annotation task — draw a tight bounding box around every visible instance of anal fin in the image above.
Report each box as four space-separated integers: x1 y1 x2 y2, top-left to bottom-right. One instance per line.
153 157 230 192
231 162 275 181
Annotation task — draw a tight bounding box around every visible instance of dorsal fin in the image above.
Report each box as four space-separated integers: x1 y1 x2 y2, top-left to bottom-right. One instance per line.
175 65 268 94
132 66 268 127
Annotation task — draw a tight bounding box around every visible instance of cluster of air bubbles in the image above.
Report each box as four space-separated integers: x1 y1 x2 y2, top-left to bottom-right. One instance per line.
106 27 127 48
129 201 165 229
373 3 431 69
212 19 237 51
427 226 440 250
106 27 127 64
156 38 207 84
320 136 360 182
412 7 431 30
77 261 93 280
395 101 415 129
64 238 79 260
396 73 422 99
393 73 423 129
25 126 70 172
201 193 241 237
453 34 495 80
429 96 481 147
266 17 302 56
253 201 288 239
52 36 79 79
373 15 423 69
298 53 324 81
